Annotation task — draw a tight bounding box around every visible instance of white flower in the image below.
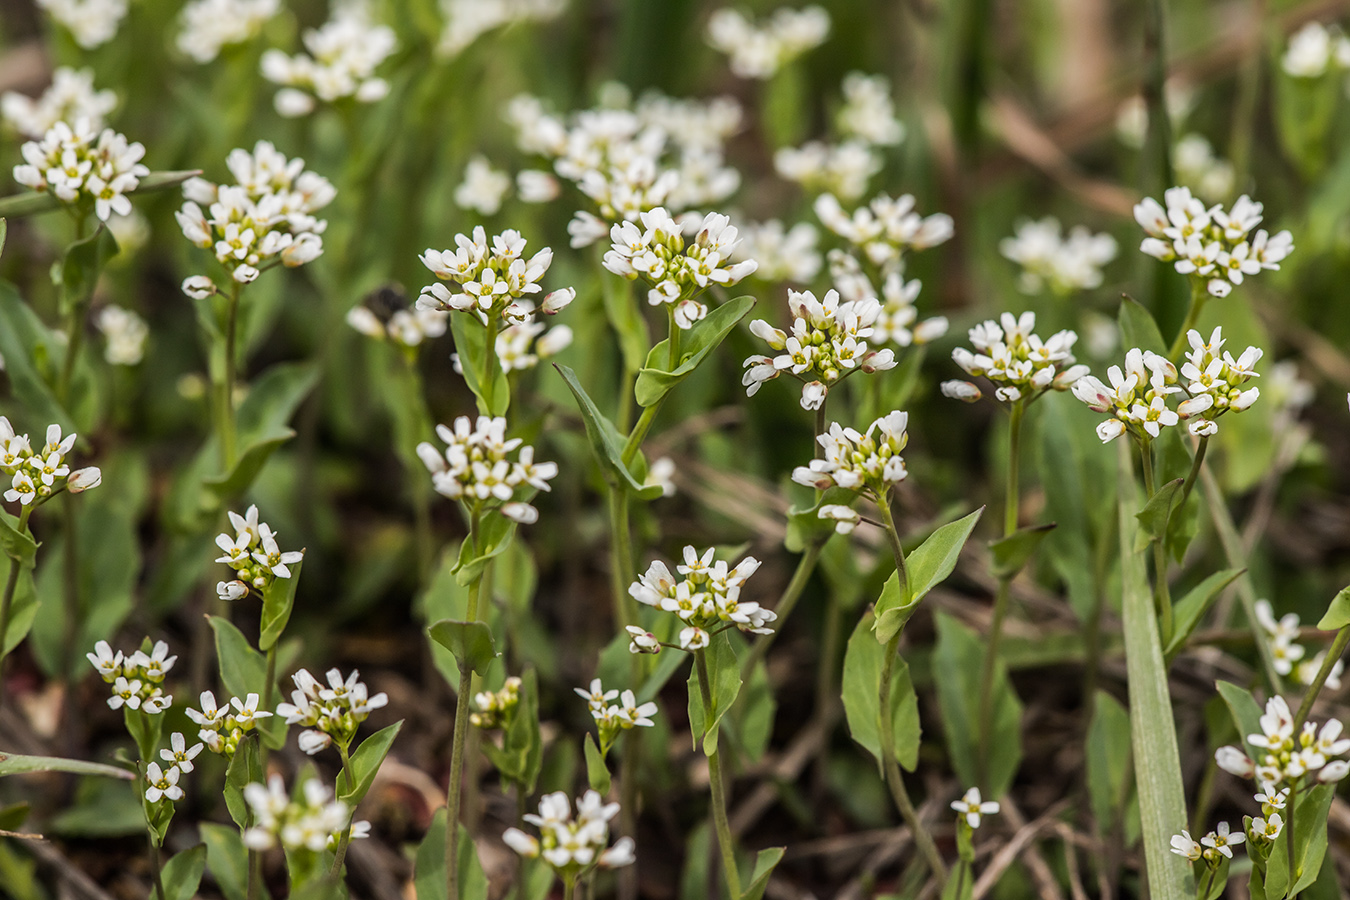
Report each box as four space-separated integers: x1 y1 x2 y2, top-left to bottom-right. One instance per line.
818 504 861 534
1250 814 1283 841
1169 830 1202 861
418 227 568 326
35 0 129 48
1200 822 1244 859
775 140 880 201
177 0 279 63
2 67 117 138
86 640 123 682
1000 217 1117 295
12 119 149 222
417 417 556 516
243 774 351 852
706 6 830 80
815 192 953 268
455 156 512 215
160 733 204 774
439 0 565 57
144 762 183 803
626 626 661 654
792 411 909 495
951 787 999 829
261 3 396 113
1215 745 1254 778
837 73 905 146
941 380 982 403
511 790 632 873
732 219 821 283
95 306 148 366
1283 22 1338 78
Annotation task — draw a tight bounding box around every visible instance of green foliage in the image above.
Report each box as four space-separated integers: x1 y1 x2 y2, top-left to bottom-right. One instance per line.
160 844 207 900
1163 569 1244 663
634 295 755 407
555 364 662 499
340 720 403 806
989 522 1056 580
842 612 920 775
428 619 498 678
933 613 1022 797
479 670 543 792
1085 692 1136 843
1118 295 1169 358
450 314 510 417
200 823 249 900
584 732 612 794
687 632 743 756
1316 584 1350 630
0 753 133 780
874 507 984 644
58 227 119 316
259 559 302 651
413 808 489 900
740 846 786 900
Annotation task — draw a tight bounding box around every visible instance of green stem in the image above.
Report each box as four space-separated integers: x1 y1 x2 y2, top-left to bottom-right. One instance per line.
1196 866 1215 900
1139 439 1173 639
739 540 823 678
621 403 660 468
1179 436 1209 507
1168 281 1207 363
695 649 742 900
1294 625 1350 729
329 741 357 876
482 315 500 415
667 305 682 371
1199 466 1284 693
607 489 635 629
0 506 34 699
446 570 484 900
1285 789 1296 893
1002 401 1024 538
873 499 946 884
60 492 80 680
563 875 576 900
217 283 242 471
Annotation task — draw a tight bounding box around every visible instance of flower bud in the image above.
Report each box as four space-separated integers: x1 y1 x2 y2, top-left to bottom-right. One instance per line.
68 467 102 493
941 380 982 403
541 287 576 314
181 275 217 299
1215 745 1255 778
217 580 249 602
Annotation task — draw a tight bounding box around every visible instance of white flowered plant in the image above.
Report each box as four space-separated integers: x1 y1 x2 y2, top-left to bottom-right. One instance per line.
87 640 175 714
705 5 830 80
470 676 521 729
416 415 558 524
418 226 575 325
95 305 149 365
455 156 512 215
576 677 658 754
260 1 396 117
1172 134 1235 204
177 141 334 288
1281 21 1350 78
1254 599 1346 688
602 207 757 330
214 504 304 599
2 67 116 138
12 118 149 222
242 774 353 852
942 312 1086 406
177 0 279 64
502 791 636 878
742 288 897 411
439 0 565 57
732 219 822 284
347 303 450 351
775 140 881 202
276 667 388 756
837 72 905 147
628 546 773 651
815 192 954 272
36 0 128 49
186 690 273 757
1214 695 1350 791
791 410 911 533
1134 188 1293 299
999 217 1118 295
951 787 999 830
1 420 101 508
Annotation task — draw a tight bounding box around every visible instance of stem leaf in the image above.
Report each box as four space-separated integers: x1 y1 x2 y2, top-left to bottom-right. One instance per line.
160 843 207 900
0 752 133 780
583 732 612 794
741 846 786 900
413 807 489 900
634 295 755 408
1316 584 1350 631
842 612 920 775
449 314 510 418
1163 568 1244 663
340 720 403 806
427 619 497 678
688 632 743 755
1118 295 1169 358
874 507 984 644
554 364 662 499
258 559 302 651
989 522 1056 580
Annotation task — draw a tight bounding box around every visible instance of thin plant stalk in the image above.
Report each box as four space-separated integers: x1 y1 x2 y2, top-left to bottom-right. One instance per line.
875 497 948 885
694 648 742 900
1167 281 1208 363
0 505 35 700
977 399 1024 789
1294 625 1350 728
216 282 243 470
446 570 484 900
329 741 358 876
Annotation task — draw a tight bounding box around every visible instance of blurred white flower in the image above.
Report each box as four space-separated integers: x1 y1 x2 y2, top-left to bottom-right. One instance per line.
178 0 279 64
95 305 149 365
2 67 116 138
706 6 830 79
999 218 1117 295
261 2 396 114
36 0 128 49
455 156 511 215
439 0 565 57
837 72 904 146
13 119 149 222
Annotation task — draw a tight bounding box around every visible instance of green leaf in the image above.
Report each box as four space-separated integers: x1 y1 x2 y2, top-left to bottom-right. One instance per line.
0 169 201 219
124 708 162 765
0 752 133 780
0 509 37 564
0 218 7 257
413 807 489 900
989 523 1056 580
741 846 786 900
584 733 612 794
208 618 284 748
159 843 207 900
258 560 302 651
453 512 517 587
1216 680 1265 764
1163 569 1244 662
0 555 38 660
1264 783 1333 898
874 507 983 643
499 669 544 791
554 364 662 499
0 802 29 831
634 295 755 407
205 362 319 499
730 657 776 764
1118 295 1168 358
223 736 262 829
1316 584 1350 631
601 273 651 376
687 631 743 755
339 721 402 806
1085 692 1133 833
0 281 76 434
1133 478 1182 552
842 612 920 775
933 613 1022 797
427 619 497 678
941 861 975 900
450 314 510 418
1116 442 1193 900
200 823 248 900
59 227 118 316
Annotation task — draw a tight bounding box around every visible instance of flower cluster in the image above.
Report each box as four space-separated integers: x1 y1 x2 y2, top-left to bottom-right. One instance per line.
815 193 954 271
1282 21 1350 78
1 421 100 508
1256 599 1345 688
1072 328 1262 442
471 676 521 729
575 678 657 752
832 259 948 349
1135 188 1293 298
416 416 557 524
628 547 773 650
1215 696 1350 790
455 156 512 215
472 320 574 374
95 305 149 366
36 0 128 49
732 219 821 284
1170 823 1245 865
177 141 334 286
347 303 449 351
792 411 909 501
177 0 280 64
2 67 116 138
742 288 896 410
87 640 174 714
186 691 272 757
260 2 396 117
837 72 905 147
144 733 204 805
951 787 999 830
439 0 565 57
417 226 574 325
215 505 303 599
277 667 389 755
999 218 1118 295
502 791 635 873
774 140 881 201
705 6 830 80
13 119 148 222
943 312 1085 405
602 207 756 329
242 775 356 853
1173 135 1235 204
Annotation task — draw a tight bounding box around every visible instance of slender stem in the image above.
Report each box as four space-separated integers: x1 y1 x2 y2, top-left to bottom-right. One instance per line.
329 742 357 876
1179 436 1209 507
667 306 682 371
563 875 576 900
146 827 166 900
446 571 484 900
60 491 81 680
1139 440 1174 638
608 489 634 630
1286 788 1297 892
739 540 823 678
482 315 500 415
1294 625 1350 729
0 506 34 698
1196 866 1215 900
1167 281 1207 363
695 649 742 900
218 282 242 471
873 502 946 884
1002 401 1024 538
621 403 660 468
